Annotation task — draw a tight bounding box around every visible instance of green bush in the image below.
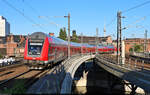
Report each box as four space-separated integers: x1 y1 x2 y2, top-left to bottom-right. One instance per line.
129 44 143 53
0 54 3 59
1 80 26 94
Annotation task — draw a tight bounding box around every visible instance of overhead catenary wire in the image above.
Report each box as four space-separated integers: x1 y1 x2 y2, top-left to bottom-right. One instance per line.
122 16 146 30
105 17 116 27
105 0 150 41
2 0 47 31
22 1 61 28
22 0 66 28
122 0 150 13
106 0 150 28
23 0 40 16
38 16 64 28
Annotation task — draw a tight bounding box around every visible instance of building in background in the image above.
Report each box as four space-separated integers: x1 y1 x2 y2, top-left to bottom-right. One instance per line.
0 16 10 37
124 38 150 53
76 35 112 45
0 35 26 57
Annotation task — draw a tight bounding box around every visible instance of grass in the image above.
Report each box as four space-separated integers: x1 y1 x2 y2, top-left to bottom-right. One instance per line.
1 80 26 94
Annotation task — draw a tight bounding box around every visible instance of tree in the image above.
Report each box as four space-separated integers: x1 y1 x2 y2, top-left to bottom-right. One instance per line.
58 27 67 40
71 30 78 42
63 27 67 40
129 44 143 53
134 44 143 52
0 54 2 59
129 48 133 52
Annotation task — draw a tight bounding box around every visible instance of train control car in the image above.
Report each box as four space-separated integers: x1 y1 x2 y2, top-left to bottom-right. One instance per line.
24 32 67 69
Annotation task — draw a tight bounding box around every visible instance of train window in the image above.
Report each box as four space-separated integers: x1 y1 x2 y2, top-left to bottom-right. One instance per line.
28 42 43 55
50 47 53 53
51 47 54 54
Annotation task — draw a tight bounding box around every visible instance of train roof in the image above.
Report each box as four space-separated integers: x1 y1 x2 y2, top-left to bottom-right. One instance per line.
29 32 49 40
51 37 82 47
50 36 68 45
70 42 81 47
107 45 115 48
91 44 115 48
29 32 115 48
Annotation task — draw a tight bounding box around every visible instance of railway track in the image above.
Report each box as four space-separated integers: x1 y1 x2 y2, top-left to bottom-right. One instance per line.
0 70 31 86
98 54 150 70
128 54 150 64
0 64 28 81
0 69 51 94
0 60 25 72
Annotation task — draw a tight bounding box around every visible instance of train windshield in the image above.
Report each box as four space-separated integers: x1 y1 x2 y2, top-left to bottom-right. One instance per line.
28 42 43 55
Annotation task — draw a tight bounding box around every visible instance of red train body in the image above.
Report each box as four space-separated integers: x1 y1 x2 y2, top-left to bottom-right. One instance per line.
24 32 117 69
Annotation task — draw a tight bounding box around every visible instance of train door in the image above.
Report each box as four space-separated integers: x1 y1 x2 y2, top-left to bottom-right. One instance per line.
49 44 55 61
54 47 57 60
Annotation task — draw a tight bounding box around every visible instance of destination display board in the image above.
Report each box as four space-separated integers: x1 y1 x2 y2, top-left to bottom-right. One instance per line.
29 43 42 45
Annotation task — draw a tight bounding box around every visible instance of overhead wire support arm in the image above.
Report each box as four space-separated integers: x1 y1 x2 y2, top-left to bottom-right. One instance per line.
122 16 146 30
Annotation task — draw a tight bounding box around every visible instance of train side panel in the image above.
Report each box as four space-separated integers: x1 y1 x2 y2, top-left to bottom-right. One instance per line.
40 37 49 61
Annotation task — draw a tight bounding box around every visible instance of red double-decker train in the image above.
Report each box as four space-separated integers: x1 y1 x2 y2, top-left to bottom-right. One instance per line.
24 32 116 69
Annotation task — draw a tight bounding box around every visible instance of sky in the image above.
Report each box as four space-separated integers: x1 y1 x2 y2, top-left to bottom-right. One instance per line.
0 0 150 39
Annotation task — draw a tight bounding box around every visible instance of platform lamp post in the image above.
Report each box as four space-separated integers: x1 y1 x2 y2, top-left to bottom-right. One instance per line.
64 13 71 59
